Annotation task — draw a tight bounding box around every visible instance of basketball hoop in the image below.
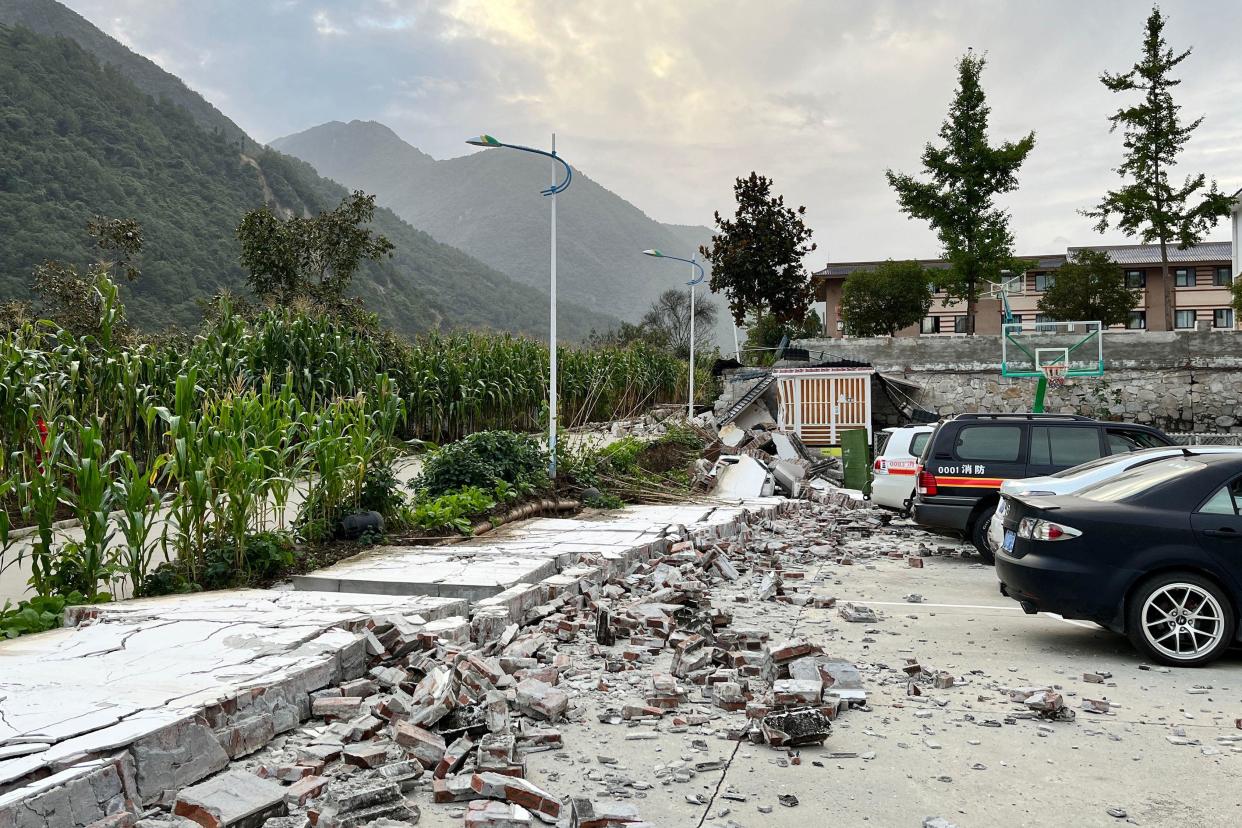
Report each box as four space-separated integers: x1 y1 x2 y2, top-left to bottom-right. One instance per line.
1041 363 1068 389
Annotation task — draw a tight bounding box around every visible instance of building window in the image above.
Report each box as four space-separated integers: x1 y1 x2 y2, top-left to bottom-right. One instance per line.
1009 314 1022 325
928 282 939 294
1034 313 1056 333
1175 310 1196 329
1126 311 1146 330
1125 270 1146 289
1034 273 1056 292
1215 308 1234 329
1215 267 1232 287
953 316 968 334
920 316 940 334
1174 268 1195 288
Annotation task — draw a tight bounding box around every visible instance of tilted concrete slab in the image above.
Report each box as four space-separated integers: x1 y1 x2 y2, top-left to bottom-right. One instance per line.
292 500 786 607
291 546 559 600
0 589 463 823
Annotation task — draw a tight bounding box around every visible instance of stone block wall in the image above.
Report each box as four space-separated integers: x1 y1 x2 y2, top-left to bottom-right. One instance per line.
796 330 1242 433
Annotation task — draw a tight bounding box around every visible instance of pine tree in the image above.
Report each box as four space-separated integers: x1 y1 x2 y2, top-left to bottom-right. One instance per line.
1083 5 1232 331
885 52 1035 334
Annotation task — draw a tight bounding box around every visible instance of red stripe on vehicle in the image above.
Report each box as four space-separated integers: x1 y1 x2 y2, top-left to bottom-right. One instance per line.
935 477 1004 488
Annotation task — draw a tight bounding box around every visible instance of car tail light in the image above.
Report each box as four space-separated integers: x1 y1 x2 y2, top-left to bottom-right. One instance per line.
1017 517 1082 541
873 458 887 474
916 467 937 496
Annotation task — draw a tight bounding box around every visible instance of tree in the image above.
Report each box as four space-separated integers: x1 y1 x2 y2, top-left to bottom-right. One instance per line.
1037 250 1141 327
640 289 719 360
885 52 1035 334
839 260 933 337
31 216 143 341
1083 6 1232 331
700 173 816 326
237 191 394 309
743 310 822 363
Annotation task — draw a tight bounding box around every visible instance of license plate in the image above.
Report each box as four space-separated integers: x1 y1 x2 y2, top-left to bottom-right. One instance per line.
1002 530 1016 552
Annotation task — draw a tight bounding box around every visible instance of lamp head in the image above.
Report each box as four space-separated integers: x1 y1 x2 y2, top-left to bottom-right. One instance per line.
466 134 503 147
641 249 664 258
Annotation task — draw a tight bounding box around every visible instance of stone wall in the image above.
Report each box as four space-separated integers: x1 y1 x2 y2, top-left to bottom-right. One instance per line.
797 330 1242 432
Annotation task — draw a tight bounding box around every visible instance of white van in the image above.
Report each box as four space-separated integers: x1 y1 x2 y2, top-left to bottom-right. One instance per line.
871 425 934 511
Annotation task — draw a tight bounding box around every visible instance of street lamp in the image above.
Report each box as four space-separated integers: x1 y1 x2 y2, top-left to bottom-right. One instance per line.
466 133 573 477
642 249 705 420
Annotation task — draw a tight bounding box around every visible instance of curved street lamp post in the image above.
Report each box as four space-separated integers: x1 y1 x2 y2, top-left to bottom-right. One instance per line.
466 134 572 476
642 249 705 420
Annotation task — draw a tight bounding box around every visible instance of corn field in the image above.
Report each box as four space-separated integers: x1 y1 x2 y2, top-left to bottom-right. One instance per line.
0 292 703 605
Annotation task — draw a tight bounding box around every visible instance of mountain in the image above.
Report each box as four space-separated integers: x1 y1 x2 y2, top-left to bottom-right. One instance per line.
0 0 246 145
271 121 716 328
0 2 619 340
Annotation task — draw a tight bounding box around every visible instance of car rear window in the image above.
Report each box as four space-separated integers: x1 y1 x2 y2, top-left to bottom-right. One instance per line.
1076 458 1205 503
953 425 1021 463
910 432 930 457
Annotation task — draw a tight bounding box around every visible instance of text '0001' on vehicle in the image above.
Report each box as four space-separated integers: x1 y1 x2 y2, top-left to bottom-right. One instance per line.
911 413 1172 563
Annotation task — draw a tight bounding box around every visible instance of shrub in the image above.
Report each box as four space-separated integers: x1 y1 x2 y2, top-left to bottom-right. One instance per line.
414 431 549 497
0 593 85 639
410 486 496 534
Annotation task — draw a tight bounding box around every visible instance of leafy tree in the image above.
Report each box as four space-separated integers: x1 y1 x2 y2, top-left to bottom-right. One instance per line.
885 52 1035 334
237 191 394 310
700 173 816 326
1083 6 1232 331
640 289 719 360
1037 250 1141 327
31 216 143 341
839 260 933 337
744 310 823 362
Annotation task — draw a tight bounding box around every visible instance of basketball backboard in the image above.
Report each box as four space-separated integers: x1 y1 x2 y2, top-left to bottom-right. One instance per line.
1000 320 1104 379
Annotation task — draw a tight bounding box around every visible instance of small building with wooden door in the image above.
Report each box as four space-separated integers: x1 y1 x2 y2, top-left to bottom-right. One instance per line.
773 366 874 446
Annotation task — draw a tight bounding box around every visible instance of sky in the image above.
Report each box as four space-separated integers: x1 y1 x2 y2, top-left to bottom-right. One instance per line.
63 0 1242 268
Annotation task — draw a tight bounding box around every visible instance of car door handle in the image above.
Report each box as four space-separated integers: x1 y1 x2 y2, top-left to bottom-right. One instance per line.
1204 528 1242 539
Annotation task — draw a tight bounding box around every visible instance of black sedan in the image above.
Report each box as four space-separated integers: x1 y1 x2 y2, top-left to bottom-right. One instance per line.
996 452 1242 666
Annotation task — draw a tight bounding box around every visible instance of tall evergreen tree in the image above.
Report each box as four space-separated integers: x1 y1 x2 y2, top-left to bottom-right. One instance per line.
1083 6 1232 331
885 52 1035 334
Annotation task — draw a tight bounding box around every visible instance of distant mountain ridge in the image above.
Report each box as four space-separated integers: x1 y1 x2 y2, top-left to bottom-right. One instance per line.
0 0 620 339
272 121 717 328
0 0 247 144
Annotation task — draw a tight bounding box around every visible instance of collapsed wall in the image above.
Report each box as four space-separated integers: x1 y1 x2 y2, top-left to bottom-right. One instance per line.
797 329 1242 432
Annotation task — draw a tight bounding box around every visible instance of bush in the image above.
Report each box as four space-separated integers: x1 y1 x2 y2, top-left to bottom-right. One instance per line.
410 486 496 534
0 593 85 639
414 431 549 498
201 531 296 589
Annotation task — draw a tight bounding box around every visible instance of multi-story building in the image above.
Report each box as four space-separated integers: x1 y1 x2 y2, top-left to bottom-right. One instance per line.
812 241 1237 338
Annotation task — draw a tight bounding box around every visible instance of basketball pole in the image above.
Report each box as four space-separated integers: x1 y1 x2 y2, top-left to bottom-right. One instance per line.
1032 375 1049 414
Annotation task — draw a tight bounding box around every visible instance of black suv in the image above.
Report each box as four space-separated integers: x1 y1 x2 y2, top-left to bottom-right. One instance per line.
912 413 1173 561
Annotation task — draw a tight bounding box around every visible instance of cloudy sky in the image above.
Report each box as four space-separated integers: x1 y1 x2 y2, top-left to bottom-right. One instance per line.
64 0 1242 266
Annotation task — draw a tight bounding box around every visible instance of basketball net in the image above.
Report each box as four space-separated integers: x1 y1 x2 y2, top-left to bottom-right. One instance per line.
1041 363 1068 389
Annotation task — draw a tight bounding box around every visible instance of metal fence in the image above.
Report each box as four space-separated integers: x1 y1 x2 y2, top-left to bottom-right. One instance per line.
1167 432 1242 446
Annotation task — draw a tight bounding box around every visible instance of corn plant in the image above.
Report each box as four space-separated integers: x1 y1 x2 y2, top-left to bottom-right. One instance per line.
113 452 164 598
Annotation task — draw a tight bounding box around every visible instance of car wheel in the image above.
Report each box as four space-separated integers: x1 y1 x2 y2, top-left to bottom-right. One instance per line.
1126 572 1236 667
971 506 996 565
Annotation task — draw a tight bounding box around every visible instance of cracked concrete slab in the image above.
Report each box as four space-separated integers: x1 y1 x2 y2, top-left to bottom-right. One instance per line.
0 589 464 821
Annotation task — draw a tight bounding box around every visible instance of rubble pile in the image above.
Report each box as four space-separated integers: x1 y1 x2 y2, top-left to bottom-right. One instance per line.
119 497 885 828
691 420 845 502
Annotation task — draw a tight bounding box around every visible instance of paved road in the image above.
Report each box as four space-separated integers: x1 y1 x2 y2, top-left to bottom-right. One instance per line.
421 515 1242 828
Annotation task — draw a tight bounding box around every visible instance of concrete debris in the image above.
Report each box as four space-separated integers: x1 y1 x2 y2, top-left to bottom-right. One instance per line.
838 602 879 623
172 770 286 828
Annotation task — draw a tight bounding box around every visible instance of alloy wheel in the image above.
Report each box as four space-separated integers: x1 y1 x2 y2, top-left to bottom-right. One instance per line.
1140 583 1225 661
